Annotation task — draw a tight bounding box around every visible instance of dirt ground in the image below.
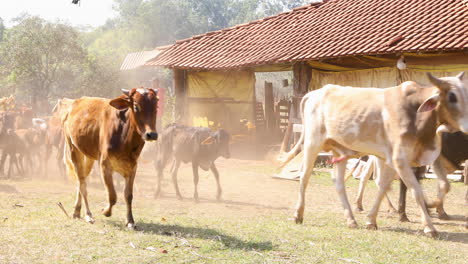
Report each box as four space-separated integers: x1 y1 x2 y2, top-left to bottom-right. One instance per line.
2 156 467 233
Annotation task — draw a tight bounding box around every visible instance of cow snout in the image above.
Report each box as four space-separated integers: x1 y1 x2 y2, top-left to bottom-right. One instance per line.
144 132 158 141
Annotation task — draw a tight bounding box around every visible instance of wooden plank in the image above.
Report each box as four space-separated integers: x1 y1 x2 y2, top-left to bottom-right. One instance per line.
264 81 275 130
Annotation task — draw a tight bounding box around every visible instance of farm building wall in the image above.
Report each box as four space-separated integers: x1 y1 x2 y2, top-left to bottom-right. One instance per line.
185 70 255 133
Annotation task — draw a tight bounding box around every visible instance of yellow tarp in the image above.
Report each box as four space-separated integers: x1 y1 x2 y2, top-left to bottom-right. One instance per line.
310 67 468 90
187 70 255 132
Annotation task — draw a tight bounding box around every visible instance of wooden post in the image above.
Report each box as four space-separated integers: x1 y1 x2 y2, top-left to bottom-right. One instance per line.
173 68 187 124
264 81 275 130
280 121 293 152
292 62 312 120
464 160 468 185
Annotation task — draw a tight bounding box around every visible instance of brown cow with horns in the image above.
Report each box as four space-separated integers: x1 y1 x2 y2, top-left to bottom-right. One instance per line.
62 87 158 229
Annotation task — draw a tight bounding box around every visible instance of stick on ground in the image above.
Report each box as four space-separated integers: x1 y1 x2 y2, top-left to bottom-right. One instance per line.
57 202 70 219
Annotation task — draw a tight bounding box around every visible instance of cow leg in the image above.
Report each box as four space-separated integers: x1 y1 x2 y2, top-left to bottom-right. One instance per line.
366 160 394 230
384 193 397 214
154 162 164 199
154 150 170 199
428 158 450 220
192 162 200 202
0 151 8 176
171 160 183 200
210 163 222 201
78 178 94 224
65 142 94 223
398 179 410 222
44 143 53 179
13 154 22 177
355 157 374 212
72 185 82 219
58 139 67 181
123 166 137 229
7 153 15 179
294 144 320 224
333 160 358 228
393 149 437 237
100 160 117 218
373 164 398 214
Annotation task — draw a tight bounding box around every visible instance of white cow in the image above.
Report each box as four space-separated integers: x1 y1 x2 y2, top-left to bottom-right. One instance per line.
280 73 467 237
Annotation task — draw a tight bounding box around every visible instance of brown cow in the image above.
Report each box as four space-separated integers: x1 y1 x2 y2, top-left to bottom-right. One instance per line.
280 72 467 237
62 88 158 228
44 98 74 179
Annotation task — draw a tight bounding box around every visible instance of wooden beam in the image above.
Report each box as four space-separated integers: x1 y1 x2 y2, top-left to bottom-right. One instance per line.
173 68 187 124
264 81 275 130
292 62 312 119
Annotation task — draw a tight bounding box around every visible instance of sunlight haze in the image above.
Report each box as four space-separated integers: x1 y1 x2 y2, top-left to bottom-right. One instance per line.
0 0 117 27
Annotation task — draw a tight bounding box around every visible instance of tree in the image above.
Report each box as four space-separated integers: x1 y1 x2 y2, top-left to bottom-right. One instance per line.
0 17 4 42
0 16 87 101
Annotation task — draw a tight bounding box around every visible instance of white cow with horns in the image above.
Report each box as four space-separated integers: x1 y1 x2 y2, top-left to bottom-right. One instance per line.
280 72 467 237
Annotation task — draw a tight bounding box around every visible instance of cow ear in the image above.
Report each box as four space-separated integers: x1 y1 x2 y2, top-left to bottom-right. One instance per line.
201 136 216 145
417 94 440 113
109 97 131 110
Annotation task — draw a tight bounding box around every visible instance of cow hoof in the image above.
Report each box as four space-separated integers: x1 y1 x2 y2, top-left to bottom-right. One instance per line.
72 213 80 219
101 208 112 217
366 224 378 230
423 228 439 239
126 223 137 231
294 217 303 224
355 207 364 213
399 215 410 222
347 220 358 229
438 212 450 220
85 215 95 224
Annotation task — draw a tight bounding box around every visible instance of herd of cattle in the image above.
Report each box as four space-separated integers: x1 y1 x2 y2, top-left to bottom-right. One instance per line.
0 72 467 238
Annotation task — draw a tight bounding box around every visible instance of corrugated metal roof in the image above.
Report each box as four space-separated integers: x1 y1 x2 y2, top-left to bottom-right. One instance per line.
146 0 468 70
120 50 162 70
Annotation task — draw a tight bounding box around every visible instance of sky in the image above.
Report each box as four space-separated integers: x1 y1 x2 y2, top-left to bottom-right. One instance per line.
0 0 117 28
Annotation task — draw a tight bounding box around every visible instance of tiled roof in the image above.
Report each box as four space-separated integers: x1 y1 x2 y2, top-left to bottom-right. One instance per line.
146 0 468 70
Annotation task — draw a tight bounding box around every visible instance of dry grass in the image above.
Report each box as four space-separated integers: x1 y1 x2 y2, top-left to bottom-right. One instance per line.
0 158 466 263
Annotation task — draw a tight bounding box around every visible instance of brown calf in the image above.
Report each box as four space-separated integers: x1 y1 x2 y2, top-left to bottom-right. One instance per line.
62 88 158 228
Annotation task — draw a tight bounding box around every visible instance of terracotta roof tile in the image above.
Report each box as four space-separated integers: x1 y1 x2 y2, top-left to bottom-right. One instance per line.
147 0 468 70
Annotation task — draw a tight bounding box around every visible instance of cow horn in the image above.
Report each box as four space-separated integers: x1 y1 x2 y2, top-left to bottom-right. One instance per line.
427 73 450 91
121 89 130 96
456 71 465 81
436 124 452 135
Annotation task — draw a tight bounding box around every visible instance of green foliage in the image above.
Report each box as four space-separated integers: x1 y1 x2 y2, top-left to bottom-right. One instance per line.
0 17 4 42
0 16 122 104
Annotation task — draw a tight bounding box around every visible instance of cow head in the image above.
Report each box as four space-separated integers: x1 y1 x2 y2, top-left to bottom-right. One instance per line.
201 129 231 159
418 72 468 133
109 87 159 141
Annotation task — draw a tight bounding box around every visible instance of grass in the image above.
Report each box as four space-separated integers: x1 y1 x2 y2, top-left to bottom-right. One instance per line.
0 159 466 263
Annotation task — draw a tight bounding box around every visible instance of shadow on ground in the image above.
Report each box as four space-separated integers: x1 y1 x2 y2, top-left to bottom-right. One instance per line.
0 184 19 193
383 226 468 244
107 220 274 251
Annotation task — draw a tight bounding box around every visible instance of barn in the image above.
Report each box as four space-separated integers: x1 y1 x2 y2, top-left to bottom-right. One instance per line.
138 0 467 150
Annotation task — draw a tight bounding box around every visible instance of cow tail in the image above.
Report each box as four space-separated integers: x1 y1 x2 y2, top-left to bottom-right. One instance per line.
344 157 363 182
278 94 309 167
